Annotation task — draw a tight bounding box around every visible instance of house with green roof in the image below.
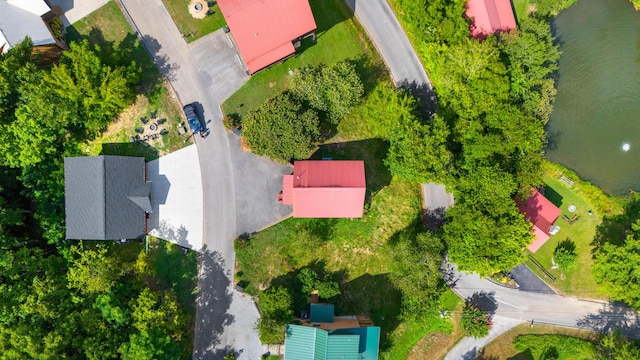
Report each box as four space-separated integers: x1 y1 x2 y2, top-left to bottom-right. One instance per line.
283 303 380 360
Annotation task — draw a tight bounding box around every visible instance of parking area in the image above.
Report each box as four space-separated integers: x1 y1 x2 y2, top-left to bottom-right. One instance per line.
189 29 250 104
147 144 204 251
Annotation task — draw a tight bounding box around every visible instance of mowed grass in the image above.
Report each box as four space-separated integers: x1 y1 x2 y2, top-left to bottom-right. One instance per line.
66 1 190 159
512 0 530 24
161 0 226 42
525 162 623 300
478 323 599 360
222 0 375 117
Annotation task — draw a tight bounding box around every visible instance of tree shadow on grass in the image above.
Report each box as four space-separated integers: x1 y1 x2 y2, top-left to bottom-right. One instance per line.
101 141 159 162
147 238 198 319
592 194 640 254
65 26 171 94
338 273 402 352
310 138 392 204
265 263 401 352
543 184 563 208
310 0 354 39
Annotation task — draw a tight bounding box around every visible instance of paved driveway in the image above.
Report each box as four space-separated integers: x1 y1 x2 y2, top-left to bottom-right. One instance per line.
189 31 250 104
147 144 203 251
118 0 292 358
47 0 110 27
421 182 454 230
510 263 556 294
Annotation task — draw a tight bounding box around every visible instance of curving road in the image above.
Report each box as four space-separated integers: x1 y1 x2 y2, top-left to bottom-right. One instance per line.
443 263 640 358
345 0 437 115
119 0 292 358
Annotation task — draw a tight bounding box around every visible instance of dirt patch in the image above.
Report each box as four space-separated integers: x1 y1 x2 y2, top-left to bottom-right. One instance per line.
407 306 465 360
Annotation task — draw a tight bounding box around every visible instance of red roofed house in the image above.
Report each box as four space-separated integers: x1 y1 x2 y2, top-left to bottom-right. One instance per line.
217 0 317 74
465 0 517 39
516 190 561 253
279 160 366 218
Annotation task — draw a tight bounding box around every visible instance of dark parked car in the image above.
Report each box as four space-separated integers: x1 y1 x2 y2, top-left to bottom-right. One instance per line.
183 102 207 137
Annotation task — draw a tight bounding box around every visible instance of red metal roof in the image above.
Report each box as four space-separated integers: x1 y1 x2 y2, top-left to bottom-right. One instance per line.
516 190 561 253
283 161 366 218
465 0 517 39
217 0 317 74
282 175 294 205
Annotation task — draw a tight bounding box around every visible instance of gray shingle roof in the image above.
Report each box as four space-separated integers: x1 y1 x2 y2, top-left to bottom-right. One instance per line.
65 156 151 240
0 1 55 50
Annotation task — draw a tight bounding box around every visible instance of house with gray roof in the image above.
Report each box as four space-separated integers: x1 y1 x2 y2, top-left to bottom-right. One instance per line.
64 155 152 240
0 0 66 60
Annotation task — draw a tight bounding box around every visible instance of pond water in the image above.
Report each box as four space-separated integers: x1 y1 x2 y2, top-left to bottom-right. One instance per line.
546 0 640 194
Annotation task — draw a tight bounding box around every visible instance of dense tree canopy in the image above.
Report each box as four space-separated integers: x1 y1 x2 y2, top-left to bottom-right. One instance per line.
0 39 140 245
391 231 446 320
242 93 319 162
256 286 294 344
593 220 640 310
289 61 364 123
0 38 191 359
388 0 564 274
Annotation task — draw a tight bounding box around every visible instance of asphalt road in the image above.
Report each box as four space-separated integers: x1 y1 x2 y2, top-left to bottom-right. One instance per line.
445 263 640 342
118 1 264 358
345 0 437 115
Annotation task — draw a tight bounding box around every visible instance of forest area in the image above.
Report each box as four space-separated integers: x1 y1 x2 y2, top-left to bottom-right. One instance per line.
0 39 195 358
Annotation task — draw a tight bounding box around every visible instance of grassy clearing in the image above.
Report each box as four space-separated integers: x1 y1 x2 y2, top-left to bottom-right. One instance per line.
524 161 624 299
512 0 531 24
399 290 464 360
222 0 379 118
161 0 226 42
66 1 190 160
478 323 599 359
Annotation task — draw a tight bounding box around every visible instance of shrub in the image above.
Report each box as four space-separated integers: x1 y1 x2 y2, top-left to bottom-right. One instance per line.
461 303 491 338
553 239 577 271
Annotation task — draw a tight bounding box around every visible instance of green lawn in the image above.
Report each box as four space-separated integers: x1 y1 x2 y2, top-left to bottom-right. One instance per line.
479 323 599 360
222 0 378 118
161 0 226 42
512 0 530 24
524 162 624 299
66 1 189 159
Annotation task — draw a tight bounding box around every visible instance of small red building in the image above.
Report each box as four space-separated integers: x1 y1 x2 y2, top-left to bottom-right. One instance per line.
217 0 317 74
517 190 561 253
465 0 517 39
279 160 366 218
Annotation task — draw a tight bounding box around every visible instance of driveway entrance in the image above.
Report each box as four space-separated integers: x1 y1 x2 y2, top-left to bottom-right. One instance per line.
147 144 204 251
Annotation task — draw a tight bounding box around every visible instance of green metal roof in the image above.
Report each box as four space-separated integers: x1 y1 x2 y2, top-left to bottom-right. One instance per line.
310 303 334 323
284 324 381 360
326 335 360 360
330 327 380 360
284 325 325 360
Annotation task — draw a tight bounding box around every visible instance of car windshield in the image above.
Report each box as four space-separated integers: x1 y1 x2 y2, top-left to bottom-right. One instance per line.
188 117 200 131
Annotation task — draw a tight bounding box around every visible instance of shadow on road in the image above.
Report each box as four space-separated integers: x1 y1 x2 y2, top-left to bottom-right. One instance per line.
576 302 640 339
193 247 236 359
397 79 438 119
141 35 179 82
467 291 498 314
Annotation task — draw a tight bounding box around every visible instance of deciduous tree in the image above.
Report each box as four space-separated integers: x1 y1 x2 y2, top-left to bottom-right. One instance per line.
242 93 319 161
593 220 640 310
289 61 364 123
